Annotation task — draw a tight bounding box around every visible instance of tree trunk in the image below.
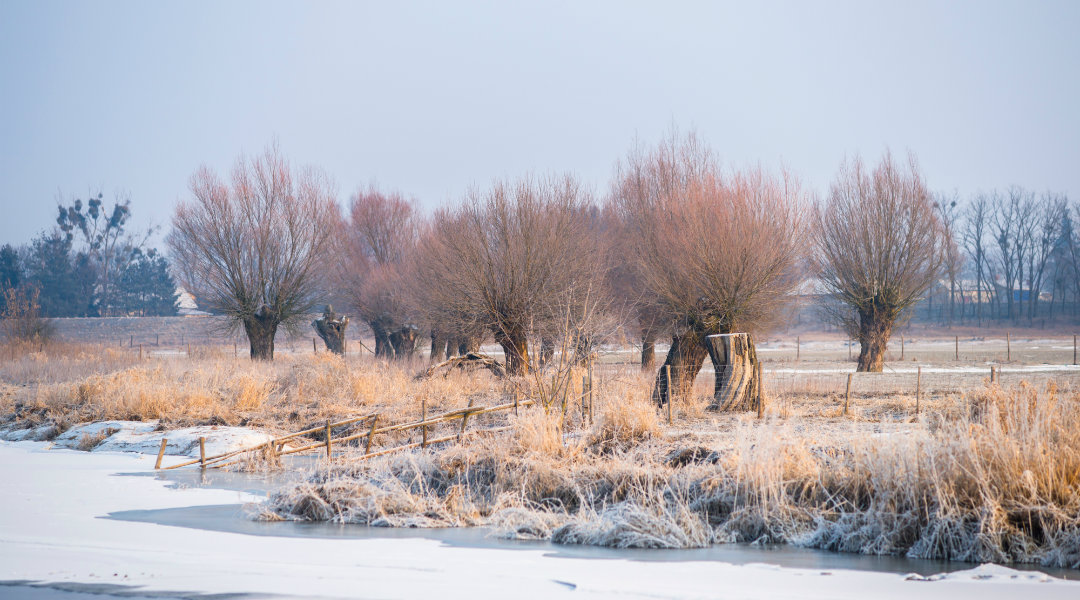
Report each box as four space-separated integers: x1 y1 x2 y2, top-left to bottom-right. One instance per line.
454 336 481 356
652 328 709 407
641 331 656 371
312 305 349 356
704 333 760 411
389 325 418 360
244 304 278 361
369 320 394 358
429 329 449 363
494 326 530 376
856 309 892 372
539 336 555 368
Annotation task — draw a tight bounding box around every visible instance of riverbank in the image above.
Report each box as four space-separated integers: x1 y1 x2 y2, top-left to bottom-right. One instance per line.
2 441 1078 599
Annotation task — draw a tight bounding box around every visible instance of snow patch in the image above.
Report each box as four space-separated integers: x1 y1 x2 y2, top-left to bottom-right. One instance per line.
3 420 273 458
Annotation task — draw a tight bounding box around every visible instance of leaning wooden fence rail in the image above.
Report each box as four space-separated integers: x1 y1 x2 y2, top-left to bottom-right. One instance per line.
156 399 536 471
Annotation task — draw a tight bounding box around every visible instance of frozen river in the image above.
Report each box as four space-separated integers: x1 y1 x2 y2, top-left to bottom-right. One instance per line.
1 441 1078 599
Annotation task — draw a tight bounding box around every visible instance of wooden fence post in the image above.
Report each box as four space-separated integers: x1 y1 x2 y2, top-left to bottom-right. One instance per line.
1073 334 1076 366
139 344 143 360
843 373 852 416
900 333 905 360
421 395 428 448
155 438 167 469
848 340 852 361
915 366 922 415
990 366 996 384
199 437 206 469
365 415 378 454
313 338 318 354
587 362 594 425
954 336 958 361
324 420 332 459
755 361 764 419
1007 331 1011 361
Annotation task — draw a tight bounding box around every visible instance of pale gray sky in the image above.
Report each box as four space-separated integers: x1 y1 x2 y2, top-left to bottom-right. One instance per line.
1 0 1078 247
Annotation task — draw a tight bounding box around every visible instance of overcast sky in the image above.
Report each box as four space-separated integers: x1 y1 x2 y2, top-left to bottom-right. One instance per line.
1 0 1077 248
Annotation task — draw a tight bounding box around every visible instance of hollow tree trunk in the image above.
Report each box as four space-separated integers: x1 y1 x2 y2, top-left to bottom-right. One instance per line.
856 310 891 372
652 328 709 407
389 325 418 360
312 305 349 356
369 320 394 358
243 304 279 361
704 333 760 411
494 326 530 376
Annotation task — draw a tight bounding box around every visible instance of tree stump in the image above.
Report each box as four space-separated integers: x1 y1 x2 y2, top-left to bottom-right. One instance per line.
704 333 761 411
312 305 349 355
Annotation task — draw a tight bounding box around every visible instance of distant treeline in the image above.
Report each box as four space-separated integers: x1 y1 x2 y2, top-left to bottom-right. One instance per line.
0 193 177 318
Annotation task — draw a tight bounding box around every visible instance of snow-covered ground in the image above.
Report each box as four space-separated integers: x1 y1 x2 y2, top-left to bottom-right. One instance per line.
1 441 1078 599
0 421 274 459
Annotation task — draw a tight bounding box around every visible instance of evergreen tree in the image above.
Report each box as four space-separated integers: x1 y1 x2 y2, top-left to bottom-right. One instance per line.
115 249 178 316
0 244 20 313
22 232 96 317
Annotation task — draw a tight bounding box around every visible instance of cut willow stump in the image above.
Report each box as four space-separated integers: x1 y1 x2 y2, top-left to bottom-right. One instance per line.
312 305 349 355
704 333 761 412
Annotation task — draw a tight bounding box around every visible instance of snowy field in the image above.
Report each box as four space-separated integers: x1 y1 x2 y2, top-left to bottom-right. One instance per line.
1 441 1078 599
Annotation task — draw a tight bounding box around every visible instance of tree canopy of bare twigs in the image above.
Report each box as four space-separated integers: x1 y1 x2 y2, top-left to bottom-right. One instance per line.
413 174 603 376
336 187 421 359
612 130 808 404
814 151 944 372
167 144 338 360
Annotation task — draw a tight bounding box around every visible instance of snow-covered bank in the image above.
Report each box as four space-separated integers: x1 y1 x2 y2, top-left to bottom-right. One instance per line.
0 441 1077 599
0 421 273 459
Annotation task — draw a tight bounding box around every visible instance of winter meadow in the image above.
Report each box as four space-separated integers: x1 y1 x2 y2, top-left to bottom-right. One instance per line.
2 2 1079 599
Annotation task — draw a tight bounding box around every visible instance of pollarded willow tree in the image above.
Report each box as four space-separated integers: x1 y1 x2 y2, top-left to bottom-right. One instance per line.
336 187 421 360
814 151 944 372
414 174 602 376
168 144 338 360
613 130 808 409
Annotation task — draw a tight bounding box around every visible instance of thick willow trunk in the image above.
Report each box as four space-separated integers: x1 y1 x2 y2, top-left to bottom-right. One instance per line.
369 320 393 358
652 328 709 407
495 326 530 376
641 332 656 371
389 325 418 360
856 309 892 372
429 330 449 363
312 305 349 355
454 336 481 356
243 304 279 361
705 333 760 411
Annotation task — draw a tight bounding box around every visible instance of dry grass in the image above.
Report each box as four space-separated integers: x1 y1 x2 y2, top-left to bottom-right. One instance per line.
3 340 1080 567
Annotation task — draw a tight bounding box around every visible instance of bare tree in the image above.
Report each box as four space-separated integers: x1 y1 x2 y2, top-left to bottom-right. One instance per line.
814 151 944 372
614 130 807 407
1028 192 1066 320
413 175 601 376
336 187 421 359
168 144 338 360
934 192 964 326
962 195 992 324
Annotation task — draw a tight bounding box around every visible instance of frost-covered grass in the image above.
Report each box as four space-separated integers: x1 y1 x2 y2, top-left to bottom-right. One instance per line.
262 382 1080 569
3 338 1080 568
